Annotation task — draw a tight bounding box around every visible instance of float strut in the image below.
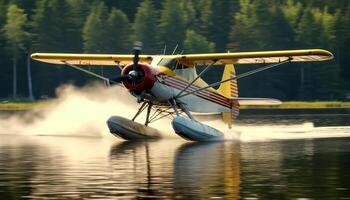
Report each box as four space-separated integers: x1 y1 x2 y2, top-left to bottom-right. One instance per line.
145 103 153 126
169 99 180 116
132 102 148 121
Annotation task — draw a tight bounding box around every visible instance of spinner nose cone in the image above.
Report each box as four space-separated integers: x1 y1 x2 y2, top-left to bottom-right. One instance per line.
128 70 139 79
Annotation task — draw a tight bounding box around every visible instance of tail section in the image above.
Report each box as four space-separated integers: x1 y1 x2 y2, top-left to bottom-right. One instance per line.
217 64 239 129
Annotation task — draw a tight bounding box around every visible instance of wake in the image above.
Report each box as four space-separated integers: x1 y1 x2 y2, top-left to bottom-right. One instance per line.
1 83 349 141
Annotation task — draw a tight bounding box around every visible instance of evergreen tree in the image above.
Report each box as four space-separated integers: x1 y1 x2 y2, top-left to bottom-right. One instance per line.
83 3 130 53
282 0 302 30
2 4 29 99
0 0 348 100
9 0 36 15
132 0 159 53
66 0 90 52
183 30 215 53
196 0 213 37
158 0 186 51
336 4 350 90
210 0 238 51
31 0 71 52
103 0 140 21
82 2 108 53
0 1 7 48
105 8 130 53
296 8 321 47
181 0 197 30
227 0 258 51
0 0 10 97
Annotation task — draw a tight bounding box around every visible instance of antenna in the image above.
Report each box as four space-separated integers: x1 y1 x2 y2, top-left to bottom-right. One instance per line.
163 44 167 55
172 44 179 55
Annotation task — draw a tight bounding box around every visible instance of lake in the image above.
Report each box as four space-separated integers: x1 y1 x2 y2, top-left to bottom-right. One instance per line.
0 109 350 199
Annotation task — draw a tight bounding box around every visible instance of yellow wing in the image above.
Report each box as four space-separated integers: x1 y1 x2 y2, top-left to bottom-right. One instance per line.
175 49 333 66
31 49 333 67
31 53 153 66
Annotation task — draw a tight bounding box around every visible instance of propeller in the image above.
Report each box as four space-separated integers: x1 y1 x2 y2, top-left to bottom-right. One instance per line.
109 41 143 85
130 41 143 85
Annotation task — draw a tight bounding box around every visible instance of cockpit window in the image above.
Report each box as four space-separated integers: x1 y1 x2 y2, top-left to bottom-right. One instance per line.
157 58 194 80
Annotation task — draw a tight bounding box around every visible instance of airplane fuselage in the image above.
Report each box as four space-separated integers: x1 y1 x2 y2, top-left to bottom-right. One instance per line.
120 57 232 113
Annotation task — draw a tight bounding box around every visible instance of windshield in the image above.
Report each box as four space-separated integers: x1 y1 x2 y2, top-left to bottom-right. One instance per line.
158 58 196 81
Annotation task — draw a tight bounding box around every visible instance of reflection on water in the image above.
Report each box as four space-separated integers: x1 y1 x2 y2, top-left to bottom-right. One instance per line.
238 108 350 127
1 109 350 199
1 135 350 199
174 142 240 199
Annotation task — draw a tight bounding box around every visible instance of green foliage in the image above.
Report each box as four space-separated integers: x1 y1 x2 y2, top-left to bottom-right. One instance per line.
158 0 186 50
82 2 108 53
0 0 8 54
183 30 215 53
132 0 159 53
0 0 348 100
31 0 72 51
2 4 29 57
227 0 258 51
2 4 30 99
106 8 131 53
336 4 350 88
209 0 238 51
83 2 130 53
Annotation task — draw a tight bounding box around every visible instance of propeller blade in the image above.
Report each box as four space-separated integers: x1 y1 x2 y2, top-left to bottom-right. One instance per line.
110 74 130 84
133 41 143 71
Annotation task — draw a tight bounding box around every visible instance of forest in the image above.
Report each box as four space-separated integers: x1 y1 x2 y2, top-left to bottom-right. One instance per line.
0 0 349 101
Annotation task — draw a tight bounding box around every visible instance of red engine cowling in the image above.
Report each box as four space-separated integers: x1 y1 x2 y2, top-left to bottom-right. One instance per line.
121 63 156 91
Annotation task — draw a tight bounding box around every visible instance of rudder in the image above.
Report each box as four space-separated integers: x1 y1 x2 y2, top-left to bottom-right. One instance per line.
217 64 239 129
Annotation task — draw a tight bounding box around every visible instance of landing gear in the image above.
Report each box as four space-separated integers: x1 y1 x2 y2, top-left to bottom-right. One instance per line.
107 98 224 142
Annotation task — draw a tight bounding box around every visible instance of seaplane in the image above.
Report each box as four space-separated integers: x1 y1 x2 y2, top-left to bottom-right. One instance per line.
31 42 333 141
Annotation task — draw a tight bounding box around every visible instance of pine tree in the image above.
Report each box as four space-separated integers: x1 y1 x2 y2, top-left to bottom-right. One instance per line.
2 4 29 99
209 0 238 51
83 3 130 53
82 2 108 53
105 8 130 53
31 0 71 52
196 0 213 37
183 30 215 53
282 0 303 30
31 0 77 96
132 0 159 53
158 0 186 51
104 0 140 21
227 0 258 51
181 0 197 30
66 0 90 52
336 4 350 90
0 1 7 49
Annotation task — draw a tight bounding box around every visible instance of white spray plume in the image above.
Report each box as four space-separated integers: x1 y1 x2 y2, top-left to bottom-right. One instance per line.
1 83 348 141
0 83 176 138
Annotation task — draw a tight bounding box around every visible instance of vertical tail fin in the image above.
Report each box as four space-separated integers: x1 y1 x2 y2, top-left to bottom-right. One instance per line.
217 64 239 129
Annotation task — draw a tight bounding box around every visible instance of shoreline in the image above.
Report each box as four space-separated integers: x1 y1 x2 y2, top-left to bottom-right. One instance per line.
1 101 349 111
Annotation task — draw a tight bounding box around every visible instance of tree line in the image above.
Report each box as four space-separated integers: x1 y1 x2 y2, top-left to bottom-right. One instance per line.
0 0 349 100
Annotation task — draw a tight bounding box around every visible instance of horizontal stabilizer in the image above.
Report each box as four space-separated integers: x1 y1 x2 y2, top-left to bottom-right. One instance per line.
231 98 282 106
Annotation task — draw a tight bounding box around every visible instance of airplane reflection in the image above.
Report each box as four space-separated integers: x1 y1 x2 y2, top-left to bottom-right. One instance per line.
109 140 241 199
174 142 241 199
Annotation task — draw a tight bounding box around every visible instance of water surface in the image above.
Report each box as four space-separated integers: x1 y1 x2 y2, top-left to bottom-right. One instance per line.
1 109 350 199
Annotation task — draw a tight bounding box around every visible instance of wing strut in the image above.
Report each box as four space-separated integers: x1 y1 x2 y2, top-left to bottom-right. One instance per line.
62 61 119 86
175 60 217 98
176 58 292 99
